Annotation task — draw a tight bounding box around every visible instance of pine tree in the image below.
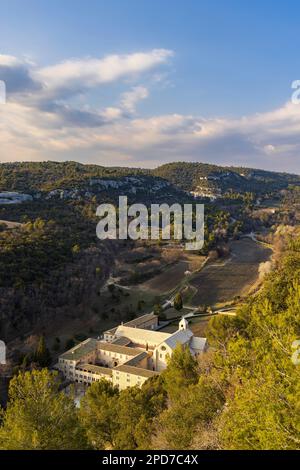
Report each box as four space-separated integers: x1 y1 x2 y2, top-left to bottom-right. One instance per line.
173 292 183 311
0 369 88 449
34 335 51 367
79 380 119 449
162 343 198 402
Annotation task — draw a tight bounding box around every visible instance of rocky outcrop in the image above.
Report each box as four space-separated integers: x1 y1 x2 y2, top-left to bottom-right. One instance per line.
0 192 33 204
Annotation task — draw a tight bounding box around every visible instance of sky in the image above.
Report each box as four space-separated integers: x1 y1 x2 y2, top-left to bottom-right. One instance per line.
0 0 300 172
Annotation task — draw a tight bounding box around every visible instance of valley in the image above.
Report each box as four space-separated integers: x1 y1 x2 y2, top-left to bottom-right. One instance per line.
0 160 299 373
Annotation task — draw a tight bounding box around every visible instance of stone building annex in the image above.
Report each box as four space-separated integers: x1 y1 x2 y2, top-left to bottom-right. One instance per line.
57 313 207 390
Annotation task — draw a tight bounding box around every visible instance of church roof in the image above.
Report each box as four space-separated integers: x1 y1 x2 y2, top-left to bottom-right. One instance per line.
162 329 193 350
115 325 171 346
190 336 207 352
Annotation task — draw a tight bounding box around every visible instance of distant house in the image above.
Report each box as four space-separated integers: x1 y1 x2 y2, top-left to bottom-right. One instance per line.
57 313 207 390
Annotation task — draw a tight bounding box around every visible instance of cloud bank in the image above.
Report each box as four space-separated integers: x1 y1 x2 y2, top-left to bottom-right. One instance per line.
0 50 300 173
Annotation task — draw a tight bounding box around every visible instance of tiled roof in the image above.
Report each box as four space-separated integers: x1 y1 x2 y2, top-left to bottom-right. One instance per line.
104 313 158 336
60 338 97 361
112 336 131 346
114 364 159 378
97 341 142 356
124 351 149 367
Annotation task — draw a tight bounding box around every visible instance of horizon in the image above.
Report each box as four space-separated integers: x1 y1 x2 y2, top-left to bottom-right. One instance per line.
1 158 299 176
1 1 300 173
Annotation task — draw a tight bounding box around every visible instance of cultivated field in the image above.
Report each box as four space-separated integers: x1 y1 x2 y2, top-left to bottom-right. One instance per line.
139 260 189 293
139 253 205 295
189 239 272 307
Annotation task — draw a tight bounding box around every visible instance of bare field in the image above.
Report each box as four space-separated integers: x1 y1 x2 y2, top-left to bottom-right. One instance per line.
139 254 205 294
139 260 189 293
189 239 272 307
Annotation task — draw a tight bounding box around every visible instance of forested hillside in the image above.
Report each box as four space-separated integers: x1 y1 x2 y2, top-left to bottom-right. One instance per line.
0 228 299 449
153 161 300 195
0 161 144 192
0 164 186 341
1 160 299 195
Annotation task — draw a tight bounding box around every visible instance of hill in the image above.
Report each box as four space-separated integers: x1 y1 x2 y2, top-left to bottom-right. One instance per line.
1 161 299 200
0 161 144 193
152 161 300 197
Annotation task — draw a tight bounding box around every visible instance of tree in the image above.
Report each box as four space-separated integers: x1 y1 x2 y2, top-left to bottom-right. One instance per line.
113 377 166 450
173 292 183 311
206 314 242 349
162 343 198 402
153 303 162 315
72 244 80 255
79 380 119 449
211 235 300 450
65 338 75 350
34 335 51 367
154 377 224 450
218 284 300 449
0 369 88 450
79 376 166 451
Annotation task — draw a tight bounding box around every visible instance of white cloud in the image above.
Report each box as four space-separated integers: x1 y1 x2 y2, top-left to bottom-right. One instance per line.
33 49 173 98
0 54 24 67
120 86 149 114
0 49 172 126
1 50 300 172
0 55 40 94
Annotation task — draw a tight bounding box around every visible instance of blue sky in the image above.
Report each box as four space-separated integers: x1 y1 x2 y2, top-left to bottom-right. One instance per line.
0 0 300 172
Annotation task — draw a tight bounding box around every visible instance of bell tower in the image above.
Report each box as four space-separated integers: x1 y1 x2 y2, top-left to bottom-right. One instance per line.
179 317 189 331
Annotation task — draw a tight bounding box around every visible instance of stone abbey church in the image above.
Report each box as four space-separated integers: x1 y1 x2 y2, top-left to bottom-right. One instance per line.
58 313 207 390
